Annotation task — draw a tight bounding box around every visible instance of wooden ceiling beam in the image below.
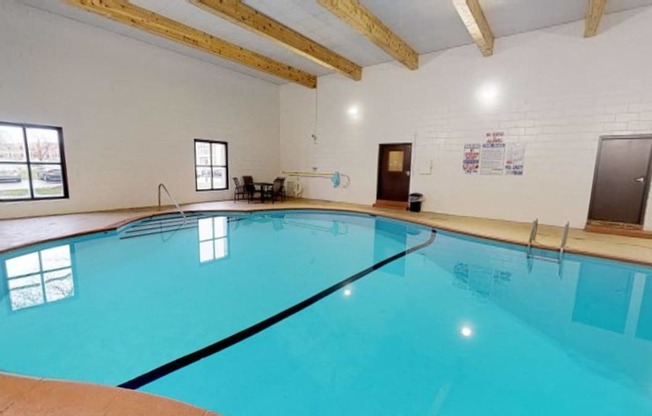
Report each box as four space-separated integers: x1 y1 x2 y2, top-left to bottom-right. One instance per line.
189 0 362 81
584 0 606 37
316 0 418 70
453 0 494 57
67 0 317 88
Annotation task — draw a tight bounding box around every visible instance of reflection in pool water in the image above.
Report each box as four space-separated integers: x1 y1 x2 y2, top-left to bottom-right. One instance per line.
4 244 75 311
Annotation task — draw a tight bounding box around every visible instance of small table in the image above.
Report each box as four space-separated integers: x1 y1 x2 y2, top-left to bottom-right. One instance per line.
252 182 273 203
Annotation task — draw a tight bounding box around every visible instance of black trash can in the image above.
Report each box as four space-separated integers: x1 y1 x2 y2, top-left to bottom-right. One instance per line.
408 193 424 212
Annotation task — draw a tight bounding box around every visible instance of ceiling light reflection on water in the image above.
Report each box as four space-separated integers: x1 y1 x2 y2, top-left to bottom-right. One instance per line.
460 325 473 338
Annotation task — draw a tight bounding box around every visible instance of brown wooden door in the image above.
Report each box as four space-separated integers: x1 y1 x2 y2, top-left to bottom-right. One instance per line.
588 137 652 225
377 143 411 202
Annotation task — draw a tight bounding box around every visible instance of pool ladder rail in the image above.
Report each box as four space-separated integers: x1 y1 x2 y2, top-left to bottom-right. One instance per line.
527 218 539 253
115 184 190 240
158 183 186 226
526 219 570 276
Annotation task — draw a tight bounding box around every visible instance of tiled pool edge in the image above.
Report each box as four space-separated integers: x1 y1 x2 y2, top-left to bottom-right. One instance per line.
2 203 651 267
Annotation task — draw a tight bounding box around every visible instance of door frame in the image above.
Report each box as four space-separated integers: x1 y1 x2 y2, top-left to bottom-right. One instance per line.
587 134 652 226
376 142 412 201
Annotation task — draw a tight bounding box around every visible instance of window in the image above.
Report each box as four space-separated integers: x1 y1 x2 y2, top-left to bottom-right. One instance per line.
0 121 68 201
4 244 75 311
194 139 228 191
198 216 229 263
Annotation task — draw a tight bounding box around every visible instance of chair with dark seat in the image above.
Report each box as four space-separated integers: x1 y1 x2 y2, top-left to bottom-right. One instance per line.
233 177 246 202
274 177 287 201
242 175 259 203
263 178 284 204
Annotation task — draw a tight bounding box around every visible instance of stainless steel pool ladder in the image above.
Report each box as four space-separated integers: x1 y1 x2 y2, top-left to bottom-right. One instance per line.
158 183 186 226
527 219 570 257
526 219 570 277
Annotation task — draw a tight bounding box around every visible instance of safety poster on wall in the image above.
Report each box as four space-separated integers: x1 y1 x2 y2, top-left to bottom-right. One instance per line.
480 132 506 175
462 132 525 175
504 142 525 176
463 144 480 174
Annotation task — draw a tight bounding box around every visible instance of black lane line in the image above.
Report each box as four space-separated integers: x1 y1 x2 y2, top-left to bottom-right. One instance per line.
119 230 437 390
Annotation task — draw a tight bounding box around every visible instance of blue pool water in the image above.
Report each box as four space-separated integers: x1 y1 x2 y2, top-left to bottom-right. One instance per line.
1 210 652 415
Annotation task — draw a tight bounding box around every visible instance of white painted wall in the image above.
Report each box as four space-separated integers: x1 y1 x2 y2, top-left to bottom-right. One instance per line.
0 0 280 219
280 6 652 230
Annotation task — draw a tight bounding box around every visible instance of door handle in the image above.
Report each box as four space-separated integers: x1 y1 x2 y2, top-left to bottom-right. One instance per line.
406 171 410 177
635 176 646 183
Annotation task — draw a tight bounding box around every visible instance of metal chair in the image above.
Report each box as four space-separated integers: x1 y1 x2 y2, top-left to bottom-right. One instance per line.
275 177 287 201
233 177 246 202
242 175 259 203
263 178 284 204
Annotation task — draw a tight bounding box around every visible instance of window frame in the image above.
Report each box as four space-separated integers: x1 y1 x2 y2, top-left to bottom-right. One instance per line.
0 120 69 202
194 139 229 192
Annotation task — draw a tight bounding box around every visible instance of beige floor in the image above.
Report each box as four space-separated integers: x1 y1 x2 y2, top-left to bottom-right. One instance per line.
2 198 652 266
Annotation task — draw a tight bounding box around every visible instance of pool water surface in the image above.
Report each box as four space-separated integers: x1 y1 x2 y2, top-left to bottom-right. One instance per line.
1 210 651 415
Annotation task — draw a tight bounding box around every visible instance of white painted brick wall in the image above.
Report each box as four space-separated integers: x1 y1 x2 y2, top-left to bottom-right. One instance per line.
0 1 280 219
281 6 652 230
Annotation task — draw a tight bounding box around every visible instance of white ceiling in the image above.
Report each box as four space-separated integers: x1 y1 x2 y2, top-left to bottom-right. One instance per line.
18 0 652 85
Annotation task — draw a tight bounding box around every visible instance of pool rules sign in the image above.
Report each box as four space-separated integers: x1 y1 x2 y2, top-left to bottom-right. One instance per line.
480 132 506 175
463 132 525 176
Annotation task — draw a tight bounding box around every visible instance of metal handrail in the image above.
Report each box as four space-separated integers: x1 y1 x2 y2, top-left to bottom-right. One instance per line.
282 170 351 188
157 183 186 225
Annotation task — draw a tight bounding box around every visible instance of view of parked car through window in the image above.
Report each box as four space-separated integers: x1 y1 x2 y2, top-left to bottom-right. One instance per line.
0 122 68 201
0 166 22 183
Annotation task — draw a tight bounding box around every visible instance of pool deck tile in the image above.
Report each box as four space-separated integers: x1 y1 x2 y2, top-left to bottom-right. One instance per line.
0 374 41 413
1 378 118 416
0 373 219 416
104 390 210 416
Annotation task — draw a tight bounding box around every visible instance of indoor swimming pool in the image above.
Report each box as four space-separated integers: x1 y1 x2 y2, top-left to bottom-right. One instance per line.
1 210 651 415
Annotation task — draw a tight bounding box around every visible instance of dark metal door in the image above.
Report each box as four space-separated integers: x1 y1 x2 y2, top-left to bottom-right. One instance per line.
588 137 652 224
377 143 411 201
